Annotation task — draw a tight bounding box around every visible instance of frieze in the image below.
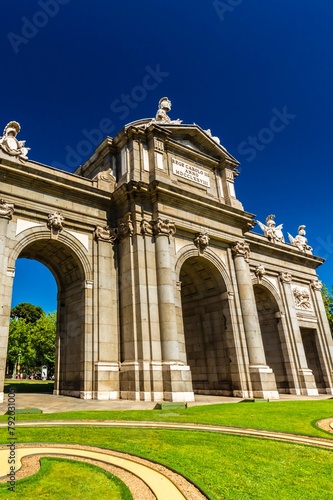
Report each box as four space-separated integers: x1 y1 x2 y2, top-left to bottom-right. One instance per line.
0 199 14 220
231 240 250 263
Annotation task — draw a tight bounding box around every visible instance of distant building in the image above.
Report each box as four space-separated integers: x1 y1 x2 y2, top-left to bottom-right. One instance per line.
0 102 332 402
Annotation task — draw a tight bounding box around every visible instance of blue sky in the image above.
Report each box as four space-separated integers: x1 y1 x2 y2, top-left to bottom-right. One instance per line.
2 1 333 312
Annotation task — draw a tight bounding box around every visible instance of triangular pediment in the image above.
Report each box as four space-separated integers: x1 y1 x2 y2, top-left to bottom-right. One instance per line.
166 124 238 166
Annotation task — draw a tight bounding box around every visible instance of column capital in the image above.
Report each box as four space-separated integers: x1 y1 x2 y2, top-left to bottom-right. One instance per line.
93 225 117 244
279 272 292 284
231 240 250 262
152 217 176 237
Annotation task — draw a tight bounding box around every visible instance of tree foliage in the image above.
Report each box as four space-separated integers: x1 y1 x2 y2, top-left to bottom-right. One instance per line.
322 284 333 334
7 303 56 374
10 302 44 324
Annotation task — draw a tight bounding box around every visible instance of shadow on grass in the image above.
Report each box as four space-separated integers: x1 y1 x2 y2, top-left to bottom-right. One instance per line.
4 381 54 394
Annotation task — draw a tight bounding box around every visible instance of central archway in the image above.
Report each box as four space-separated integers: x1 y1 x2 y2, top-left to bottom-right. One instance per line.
9 229 93 398
179 255 234 396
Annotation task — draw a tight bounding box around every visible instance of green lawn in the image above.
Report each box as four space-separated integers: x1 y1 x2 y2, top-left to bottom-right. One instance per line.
0 426 332 499
2 400 332 438
0 400 332 499
0 457 132 500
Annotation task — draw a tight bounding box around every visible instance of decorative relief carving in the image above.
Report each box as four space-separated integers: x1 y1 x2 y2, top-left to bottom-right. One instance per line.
288 226 312 254
256 214 284 243
94 225 117 244
279 272 292 284
140 218 153 236
140 217 176 238
254 264 266 283
154 138 164 151
92 168 116 184
0 199 14 219
117 216 134 241
231 240 250 263
152 217 176 237
293 287 311 310
193 231 210 253
47 211 64 238
0 121 30 161
310 279 323 291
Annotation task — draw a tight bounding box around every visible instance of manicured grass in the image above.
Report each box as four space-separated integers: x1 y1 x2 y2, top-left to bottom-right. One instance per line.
2 400 332 438
4 381 54 394
0 426 332 499
0 457 132 500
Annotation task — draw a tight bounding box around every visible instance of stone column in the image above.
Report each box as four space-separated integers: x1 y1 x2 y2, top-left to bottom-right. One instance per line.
0 200 15 403
152 218 194 402
232 240 279 399
279 273 318 395
153 218 179 362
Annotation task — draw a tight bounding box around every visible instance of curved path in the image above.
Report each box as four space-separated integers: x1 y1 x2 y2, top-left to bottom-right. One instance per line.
0 419 332 499
1 419 333 449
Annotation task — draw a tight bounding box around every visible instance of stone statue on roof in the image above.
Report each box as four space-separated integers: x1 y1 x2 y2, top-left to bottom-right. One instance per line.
153 97 182 125
0 121 30 161
256 214 284 243
288 225 312 254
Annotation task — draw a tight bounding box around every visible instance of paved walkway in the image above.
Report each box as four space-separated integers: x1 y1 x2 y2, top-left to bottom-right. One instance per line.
1 392 331 414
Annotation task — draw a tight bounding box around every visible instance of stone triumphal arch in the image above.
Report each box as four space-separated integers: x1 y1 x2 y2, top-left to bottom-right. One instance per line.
0 100 333 402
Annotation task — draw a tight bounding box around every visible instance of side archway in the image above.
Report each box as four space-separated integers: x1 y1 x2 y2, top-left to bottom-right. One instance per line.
176 248 236 395
8 228 93 398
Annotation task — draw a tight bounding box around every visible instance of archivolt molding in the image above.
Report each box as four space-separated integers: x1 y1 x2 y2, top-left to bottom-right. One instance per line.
8 226 93 282
175 244 232 293
251 275 284 312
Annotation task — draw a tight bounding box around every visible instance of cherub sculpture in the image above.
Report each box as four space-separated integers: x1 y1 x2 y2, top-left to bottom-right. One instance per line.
288 226 312 254
256 215 284 243
0 121 30 161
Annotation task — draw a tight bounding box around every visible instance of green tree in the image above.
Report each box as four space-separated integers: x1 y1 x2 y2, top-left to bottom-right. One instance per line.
7 305 56 376
10 302 43 324
322 284 333 335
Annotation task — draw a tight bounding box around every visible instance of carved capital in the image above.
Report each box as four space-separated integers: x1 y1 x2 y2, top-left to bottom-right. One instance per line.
140 218 153 236
310 279 323 291
117 216 134 241
193 231 210 253
94 225 117 244
47 211 64 238
0 199 14 220
231 240 250 262
152 217 176 237
279 272 292 284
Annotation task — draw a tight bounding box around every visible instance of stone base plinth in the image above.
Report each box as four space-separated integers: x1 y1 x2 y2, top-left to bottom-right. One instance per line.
119 361 195 401
162 363 195 402
298 368 319 396
249 365 279 400
94 362 120 400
